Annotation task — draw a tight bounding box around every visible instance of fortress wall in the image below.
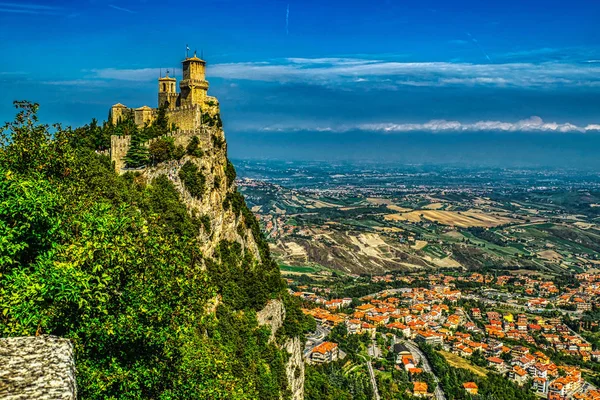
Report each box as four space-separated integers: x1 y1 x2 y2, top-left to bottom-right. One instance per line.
166 105 202 130
110 135 131 172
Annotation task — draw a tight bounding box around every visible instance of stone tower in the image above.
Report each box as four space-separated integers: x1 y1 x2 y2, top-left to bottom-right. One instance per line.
179 53 209 107
110 103 129 125
158 71 178 110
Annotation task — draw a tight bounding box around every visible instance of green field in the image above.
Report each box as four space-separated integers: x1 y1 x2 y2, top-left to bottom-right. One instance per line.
279 264 322 274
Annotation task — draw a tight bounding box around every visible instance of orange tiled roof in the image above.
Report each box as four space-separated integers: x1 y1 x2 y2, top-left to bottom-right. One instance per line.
312 341 338 354
463 382 478 389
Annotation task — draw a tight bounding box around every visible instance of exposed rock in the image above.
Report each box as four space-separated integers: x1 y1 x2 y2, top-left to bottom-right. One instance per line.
284 337 305 400
257 299 285 343
257 300 305 400
141 127 261 261
0 336 76 400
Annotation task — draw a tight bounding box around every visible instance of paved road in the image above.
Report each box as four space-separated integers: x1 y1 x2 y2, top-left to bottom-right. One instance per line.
366 359 381 400
303 324 330 358
359 354 381 400
404 340 447 400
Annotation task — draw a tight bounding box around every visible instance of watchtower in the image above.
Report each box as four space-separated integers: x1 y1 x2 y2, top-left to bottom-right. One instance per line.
158 71 178 110
179 53 209 107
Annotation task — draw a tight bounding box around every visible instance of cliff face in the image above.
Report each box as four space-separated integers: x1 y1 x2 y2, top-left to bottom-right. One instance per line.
136 125 305 399
142 127 260 259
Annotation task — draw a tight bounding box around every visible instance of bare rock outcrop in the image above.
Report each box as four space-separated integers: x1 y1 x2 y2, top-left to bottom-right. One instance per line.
257 299 305 400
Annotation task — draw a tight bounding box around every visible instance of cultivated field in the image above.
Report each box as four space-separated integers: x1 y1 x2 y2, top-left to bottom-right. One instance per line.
384 209 514 228
437 351 488 377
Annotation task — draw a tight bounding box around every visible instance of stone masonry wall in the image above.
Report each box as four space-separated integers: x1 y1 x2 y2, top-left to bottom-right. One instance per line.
110 135 131 172
0 336 76 400
165 105 202 130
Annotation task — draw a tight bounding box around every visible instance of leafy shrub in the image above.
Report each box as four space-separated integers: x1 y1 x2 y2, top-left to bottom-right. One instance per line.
148 136 175 164
0 101 300 399
186 136 204 157
225 159 236 186
179 161 206 198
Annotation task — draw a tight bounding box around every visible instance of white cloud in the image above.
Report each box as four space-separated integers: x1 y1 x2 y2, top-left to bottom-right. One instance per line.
86 56 600 89
0 2 62 15
259 116 600 134
206 58 600 88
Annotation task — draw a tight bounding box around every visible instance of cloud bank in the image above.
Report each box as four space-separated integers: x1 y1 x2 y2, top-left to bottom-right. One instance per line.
259 116 600 134
209 58 600 88
86 57 600 89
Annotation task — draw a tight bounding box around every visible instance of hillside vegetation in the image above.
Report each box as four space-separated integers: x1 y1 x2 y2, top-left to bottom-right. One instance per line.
0 101 309 399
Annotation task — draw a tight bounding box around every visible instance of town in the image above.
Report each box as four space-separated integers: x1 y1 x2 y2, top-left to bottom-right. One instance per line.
289 270 600 399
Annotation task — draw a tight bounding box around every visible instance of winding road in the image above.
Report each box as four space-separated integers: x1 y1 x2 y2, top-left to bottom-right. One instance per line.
404 340 447 400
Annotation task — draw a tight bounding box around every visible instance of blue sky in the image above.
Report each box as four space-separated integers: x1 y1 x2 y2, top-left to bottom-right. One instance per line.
1 0 600 165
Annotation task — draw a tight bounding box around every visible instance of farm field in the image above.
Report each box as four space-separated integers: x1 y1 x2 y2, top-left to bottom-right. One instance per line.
384 209 515 228
437 351 488 377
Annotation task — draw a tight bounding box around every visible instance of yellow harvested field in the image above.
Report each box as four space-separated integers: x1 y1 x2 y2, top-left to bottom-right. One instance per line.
284 241 307 257
310 199 339 208
412 240 428 250
367 198 393 205
251 205 262 212
374 226 404 233
274 206 286 214
384 209 513 228
424 202 444 210
574 222 594 230
385 212 422 223
438 351 488 377
538 250 562 262
591 204 600 208
387 205 412 212
425 256 461 268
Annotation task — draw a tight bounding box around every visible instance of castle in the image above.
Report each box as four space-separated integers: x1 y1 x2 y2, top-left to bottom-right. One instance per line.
110 52 219 131
108 52 222 172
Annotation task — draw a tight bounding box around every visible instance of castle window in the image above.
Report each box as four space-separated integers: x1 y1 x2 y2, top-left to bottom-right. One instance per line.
163 83 166 92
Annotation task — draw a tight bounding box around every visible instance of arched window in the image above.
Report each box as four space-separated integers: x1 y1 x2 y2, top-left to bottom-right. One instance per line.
163 83 166 92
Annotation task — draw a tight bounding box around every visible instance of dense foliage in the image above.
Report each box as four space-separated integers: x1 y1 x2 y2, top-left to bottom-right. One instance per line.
304 361 373 400
178 160 206 199
421 344 537 400
0 101 300 399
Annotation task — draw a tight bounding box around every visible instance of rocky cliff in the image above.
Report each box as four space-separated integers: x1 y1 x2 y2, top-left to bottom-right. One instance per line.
135 124 305 399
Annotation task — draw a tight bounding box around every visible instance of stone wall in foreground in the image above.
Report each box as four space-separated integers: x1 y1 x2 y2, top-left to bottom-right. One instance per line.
0 336 76 400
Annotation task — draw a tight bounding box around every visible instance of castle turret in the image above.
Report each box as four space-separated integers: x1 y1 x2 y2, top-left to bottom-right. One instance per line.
110 103 129 125
158 71 178 110
179 53 209 107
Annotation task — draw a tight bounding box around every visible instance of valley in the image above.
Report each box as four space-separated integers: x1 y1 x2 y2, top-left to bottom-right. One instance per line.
236 160 600 275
